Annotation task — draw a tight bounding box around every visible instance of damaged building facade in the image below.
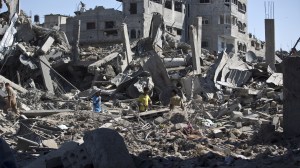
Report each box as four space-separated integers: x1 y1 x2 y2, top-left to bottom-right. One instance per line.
62 0 264 57
186 0 264 56
44 14 69 32
118 0 186 41
65 6 123 44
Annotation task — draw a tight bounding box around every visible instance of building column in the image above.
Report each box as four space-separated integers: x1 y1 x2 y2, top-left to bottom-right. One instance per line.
121 23 132 65
265 19 275 70
189 17 202 74
72 20 81 62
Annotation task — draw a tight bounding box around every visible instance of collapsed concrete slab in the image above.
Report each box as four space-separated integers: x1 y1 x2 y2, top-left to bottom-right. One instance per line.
83 128 136 168
142 51 173 105
0 75 27 93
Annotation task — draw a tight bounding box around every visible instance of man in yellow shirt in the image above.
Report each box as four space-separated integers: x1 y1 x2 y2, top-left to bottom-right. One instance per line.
138 87 152 112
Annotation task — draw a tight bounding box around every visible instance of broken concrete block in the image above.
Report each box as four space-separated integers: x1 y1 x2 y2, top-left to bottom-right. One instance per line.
203 111 214 120
272 116 280 129
40 36 55 54
235 122 243 128
173 123 188 130
42 139 58 149
240 126 253 133
231 111 243 121
83 128 136 168
154 116 166 125
212 129 223 138
217 101 241 118
243 108 252 116
100 123 114 129
169 111 188 124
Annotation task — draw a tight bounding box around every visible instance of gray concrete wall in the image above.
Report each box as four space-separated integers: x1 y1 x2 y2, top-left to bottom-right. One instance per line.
283 57 300 137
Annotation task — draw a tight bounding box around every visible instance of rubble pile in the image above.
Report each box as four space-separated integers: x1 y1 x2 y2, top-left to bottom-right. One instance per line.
0 1 300 168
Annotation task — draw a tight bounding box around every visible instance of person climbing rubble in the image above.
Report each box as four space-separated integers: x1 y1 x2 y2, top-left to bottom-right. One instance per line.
169 89 184 111
138 87 152 112
3 83 19 116
92 90 102 112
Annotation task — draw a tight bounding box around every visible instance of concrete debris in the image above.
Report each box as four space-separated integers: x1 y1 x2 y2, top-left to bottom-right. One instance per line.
0 2 296 168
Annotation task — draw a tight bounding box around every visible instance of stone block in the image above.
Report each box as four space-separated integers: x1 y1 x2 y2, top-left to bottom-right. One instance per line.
212 129 223 138
235 122 242 128
42 139 58 149
169 111 188 124
173 123 188 130
40 36 55 54
154 116 165 125
243 108 252 116
231 111 243 121
83 128 136 168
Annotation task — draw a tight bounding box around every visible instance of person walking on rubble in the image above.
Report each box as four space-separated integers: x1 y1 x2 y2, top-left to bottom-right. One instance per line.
92 91 102 112
138 87 152 112
169 89 184 111
3 83 19 116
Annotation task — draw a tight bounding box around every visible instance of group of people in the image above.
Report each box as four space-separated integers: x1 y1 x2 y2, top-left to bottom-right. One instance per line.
2 82 183 115
137 87 184 112
91 87 185 113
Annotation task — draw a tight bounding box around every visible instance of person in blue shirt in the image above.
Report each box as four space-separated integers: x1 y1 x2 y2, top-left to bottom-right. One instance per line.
92 91 101 112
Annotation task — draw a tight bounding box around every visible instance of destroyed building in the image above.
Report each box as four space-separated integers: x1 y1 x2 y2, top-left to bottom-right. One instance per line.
65 6 124 44
44 14 69 32
118 0 186 41
1 0 300 168
60 0 264 57
186 0 264 56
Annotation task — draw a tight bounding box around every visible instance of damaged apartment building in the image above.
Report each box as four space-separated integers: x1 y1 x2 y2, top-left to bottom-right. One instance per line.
62 0 264 57
65 6 124 44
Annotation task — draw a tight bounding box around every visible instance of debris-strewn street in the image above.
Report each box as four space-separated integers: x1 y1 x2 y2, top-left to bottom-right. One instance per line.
0 0 300 168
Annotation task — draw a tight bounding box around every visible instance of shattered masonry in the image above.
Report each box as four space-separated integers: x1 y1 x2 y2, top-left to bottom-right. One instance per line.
0 0 299 168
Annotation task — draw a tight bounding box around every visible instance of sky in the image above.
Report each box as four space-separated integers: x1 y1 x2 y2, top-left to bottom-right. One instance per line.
12 0 300 51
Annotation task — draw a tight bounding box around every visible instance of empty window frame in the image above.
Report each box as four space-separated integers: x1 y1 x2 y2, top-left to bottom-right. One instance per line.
130 3 137 14
174 1 182 12
104 30 118 36
150 0 162 4
165 0 172 9
166 26 173 33
105 21 115 29
219 15 224 24
130 29 137 39
86 22 96 30
202 41 209 48
202 19 209 25
199 0 210 3
176 29 182 35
